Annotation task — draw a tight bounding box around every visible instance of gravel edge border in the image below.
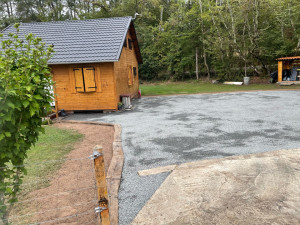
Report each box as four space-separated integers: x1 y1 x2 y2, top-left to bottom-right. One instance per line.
142 88 300 97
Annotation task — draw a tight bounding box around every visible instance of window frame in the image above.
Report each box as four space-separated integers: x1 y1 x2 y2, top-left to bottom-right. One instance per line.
128 38 133 50
73 67 97 93
128 66 133 86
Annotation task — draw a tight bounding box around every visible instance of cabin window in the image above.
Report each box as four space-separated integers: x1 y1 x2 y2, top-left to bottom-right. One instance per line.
74 67 96 93
123 39 127 48
128 66 133 86
128 38 133 50
133 67 137 76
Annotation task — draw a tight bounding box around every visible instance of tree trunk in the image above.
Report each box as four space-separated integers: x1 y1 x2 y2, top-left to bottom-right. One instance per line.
159 6 164 32
203 52 210 80
208 2 224 61
196 47 199 80
5 2 11 18
199 0 210 80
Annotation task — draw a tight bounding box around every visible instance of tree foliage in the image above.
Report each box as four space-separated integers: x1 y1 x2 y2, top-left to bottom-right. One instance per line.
0 0 299 80
0 24 53 221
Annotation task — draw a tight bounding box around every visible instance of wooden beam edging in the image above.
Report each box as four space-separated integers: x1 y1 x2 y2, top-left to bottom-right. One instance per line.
58 120 124 225
106 124 124 225
58 119 115 127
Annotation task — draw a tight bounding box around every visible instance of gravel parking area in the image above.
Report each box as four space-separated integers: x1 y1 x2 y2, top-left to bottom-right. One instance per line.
66 90 300 225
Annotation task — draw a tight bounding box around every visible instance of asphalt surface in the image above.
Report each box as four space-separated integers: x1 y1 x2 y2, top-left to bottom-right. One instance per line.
66 90 300 225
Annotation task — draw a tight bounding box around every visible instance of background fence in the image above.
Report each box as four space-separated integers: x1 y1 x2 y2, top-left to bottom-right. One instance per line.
0 146 108 225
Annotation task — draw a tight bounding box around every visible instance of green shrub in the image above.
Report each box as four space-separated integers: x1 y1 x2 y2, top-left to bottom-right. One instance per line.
0 24 53 222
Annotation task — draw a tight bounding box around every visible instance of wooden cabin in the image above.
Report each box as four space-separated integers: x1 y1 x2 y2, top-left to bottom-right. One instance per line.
2 17 142 111
277 56 300 82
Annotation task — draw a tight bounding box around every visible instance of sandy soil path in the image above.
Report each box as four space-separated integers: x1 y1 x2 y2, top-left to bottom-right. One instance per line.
10 123 114 225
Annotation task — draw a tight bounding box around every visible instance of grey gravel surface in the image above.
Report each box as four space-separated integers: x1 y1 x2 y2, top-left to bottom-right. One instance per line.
66 90 300 225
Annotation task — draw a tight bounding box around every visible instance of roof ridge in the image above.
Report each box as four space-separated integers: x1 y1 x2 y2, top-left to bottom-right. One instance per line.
18 16 132 25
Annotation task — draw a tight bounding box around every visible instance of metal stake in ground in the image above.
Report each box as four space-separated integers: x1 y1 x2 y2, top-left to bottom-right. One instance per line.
92 145 110 225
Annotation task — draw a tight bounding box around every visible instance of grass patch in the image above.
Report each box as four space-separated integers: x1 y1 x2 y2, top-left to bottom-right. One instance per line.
140 81 300 96
21 125 83 194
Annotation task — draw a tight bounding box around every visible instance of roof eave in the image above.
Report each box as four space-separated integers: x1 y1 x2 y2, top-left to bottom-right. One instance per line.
128 21 143 64
116 17 132 63
116 19 143 64
276 56 300 61
48 59 119 65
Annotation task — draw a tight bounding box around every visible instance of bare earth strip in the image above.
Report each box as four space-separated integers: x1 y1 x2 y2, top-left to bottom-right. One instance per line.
132 149 300 225
10 123 114 225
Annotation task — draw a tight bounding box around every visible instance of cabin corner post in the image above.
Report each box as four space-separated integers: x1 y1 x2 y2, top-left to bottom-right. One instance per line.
278 61 283 82
53 83 59 119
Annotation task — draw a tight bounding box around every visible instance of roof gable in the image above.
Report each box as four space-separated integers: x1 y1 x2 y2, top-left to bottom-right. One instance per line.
1 17 142 64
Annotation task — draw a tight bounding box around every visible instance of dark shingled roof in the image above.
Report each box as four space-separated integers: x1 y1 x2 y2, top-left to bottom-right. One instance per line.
1 17 142 64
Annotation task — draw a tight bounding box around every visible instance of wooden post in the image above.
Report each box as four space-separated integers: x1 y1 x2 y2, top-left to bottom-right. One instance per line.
93 145 110 225
278 61 283 82
55 99 58 119
196 47 199 80
51 99 59 119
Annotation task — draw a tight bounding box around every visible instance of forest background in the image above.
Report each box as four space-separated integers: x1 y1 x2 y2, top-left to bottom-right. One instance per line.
1 0 300 81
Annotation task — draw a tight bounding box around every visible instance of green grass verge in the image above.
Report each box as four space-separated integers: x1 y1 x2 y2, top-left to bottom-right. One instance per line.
21 125 83 194
140 82 300 96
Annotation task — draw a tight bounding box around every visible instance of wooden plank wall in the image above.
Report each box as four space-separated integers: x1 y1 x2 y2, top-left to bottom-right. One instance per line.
114 31 139 105
51 62 117 110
